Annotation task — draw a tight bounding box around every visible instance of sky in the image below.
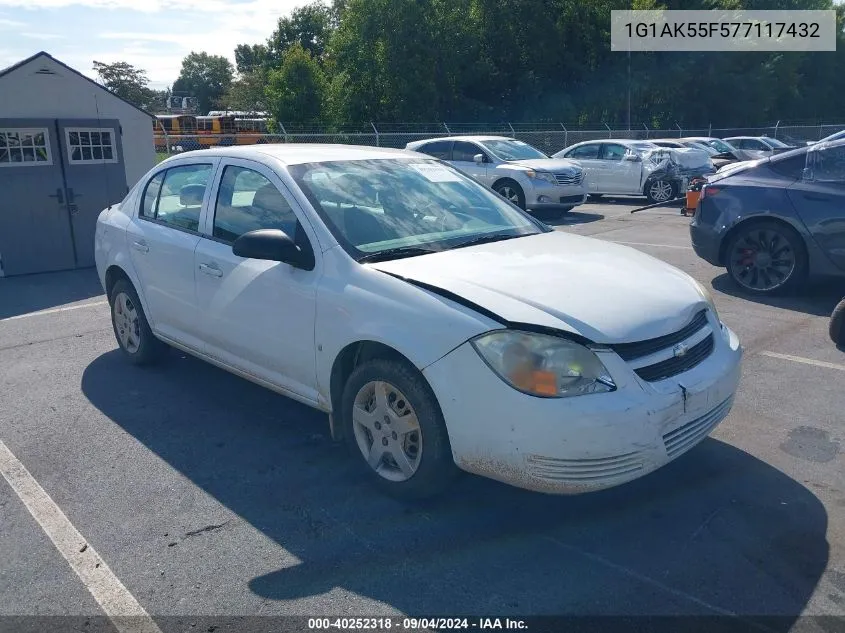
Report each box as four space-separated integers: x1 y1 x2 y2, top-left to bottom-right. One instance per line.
0 0 305 88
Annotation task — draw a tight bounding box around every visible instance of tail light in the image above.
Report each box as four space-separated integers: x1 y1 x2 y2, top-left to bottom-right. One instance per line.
699 185 720 200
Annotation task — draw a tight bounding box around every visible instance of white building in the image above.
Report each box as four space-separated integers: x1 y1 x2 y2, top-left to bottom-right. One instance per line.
0 51 155 276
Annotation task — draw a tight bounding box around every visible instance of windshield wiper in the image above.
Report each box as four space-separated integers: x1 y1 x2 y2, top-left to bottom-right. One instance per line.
357 246 439 263
450 233 525 250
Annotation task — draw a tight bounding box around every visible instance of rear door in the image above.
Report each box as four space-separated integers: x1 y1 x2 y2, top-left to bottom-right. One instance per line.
0 119 76 275
56 119 128 268
788 144 845 271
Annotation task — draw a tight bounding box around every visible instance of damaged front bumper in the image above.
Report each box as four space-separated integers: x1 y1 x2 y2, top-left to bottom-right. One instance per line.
423 319 742 495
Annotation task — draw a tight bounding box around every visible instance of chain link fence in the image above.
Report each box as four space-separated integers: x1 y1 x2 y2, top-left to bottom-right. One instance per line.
155 122 845 159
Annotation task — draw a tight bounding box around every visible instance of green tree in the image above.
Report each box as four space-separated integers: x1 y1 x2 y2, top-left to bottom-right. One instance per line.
265 44 326 124
222 69 269 113
268 1 334 63
172 52 234 115
234 43 269 74
92 60 154 109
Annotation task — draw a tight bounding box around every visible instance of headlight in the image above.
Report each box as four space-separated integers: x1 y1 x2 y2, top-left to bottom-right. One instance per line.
691 278 719 320
471 330 616 398
524 170 558 185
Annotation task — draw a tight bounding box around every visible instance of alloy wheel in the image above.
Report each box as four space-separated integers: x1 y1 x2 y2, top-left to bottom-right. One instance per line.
648 180 673 203
728 228 796 292
113 291 141 354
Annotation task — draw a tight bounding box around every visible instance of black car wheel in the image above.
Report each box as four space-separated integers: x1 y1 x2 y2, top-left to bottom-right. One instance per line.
725 221 806 295
831 298 845 346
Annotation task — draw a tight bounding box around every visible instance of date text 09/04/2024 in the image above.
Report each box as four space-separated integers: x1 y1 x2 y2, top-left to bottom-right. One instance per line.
308 618 528 630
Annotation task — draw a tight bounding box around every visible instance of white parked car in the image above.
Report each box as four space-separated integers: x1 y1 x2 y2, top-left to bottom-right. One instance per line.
723 136 796 159
95 145 743 499
405 136 587 220
552 139 712 204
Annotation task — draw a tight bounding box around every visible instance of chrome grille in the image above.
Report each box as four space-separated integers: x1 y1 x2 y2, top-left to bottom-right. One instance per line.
554 170 584 185
611 310 708 361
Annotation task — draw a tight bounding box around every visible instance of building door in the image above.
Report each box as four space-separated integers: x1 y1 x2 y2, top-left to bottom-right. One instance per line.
56 118 127 268
0 117 127 276
0 119 75 276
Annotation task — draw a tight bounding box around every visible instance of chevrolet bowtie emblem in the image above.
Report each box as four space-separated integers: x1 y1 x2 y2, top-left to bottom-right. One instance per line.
673 342 689 358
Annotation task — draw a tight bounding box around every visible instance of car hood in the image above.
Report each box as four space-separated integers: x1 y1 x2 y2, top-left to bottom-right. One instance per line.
505 158 581 172
368 231 708 344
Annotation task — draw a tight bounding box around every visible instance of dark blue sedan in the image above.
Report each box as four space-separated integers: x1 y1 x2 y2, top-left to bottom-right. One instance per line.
690 139 845 295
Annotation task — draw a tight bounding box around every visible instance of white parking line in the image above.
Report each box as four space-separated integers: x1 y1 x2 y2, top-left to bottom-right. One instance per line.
760 351 845 372
0 440 162 633
609 240 694 250
0 301 108 323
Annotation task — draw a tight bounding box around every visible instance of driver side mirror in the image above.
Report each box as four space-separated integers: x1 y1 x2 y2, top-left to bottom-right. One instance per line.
802 167 814 182
473 153 486 164
623 152 641 162
232 229 314 269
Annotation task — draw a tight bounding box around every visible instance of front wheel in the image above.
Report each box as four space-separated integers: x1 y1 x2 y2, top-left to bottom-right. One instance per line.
341 359 458 500
494 180 526 210
644 179 677 204
831 299 845 346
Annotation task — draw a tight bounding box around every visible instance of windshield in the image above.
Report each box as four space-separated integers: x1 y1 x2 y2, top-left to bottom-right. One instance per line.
288 158 547 261
762 137 790 148
687 142 718 155
817 130 845 144
479 139 548 161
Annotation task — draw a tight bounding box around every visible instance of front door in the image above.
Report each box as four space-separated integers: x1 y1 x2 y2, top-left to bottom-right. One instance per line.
56 119 128 268
0 119 75 275
598 143 642 194
193 158 320 402
450 141 489 183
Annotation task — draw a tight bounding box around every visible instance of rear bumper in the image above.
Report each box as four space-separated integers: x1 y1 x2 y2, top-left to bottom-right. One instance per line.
689 217 723 266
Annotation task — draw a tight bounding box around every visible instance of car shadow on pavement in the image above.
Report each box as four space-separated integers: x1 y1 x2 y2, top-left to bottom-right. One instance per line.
542 211 605 227
711 274 845 318
0 267 103 320
81 350 830 625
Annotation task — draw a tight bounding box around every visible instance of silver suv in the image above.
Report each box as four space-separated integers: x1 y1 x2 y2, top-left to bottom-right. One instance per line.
406 136 587 220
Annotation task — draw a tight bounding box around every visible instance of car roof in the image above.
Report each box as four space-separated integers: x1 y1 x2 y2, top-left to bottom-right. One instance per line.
161 144 419 166
406 135 513 147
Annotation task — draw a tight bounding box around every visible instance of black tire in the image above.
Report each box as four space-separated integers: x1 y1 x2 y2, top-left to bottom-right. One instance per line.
494 179 526 210
533 208 568 222
588 194 603 201
341 358 459 500
644 179 677 204
831 298 845 346
109 279 167 365
724 221 807 296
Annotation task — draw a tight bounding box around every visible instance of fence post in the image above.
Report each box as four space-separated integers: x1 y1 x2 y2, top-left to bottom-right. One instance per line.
774 120 780 139
819 123 824 141
443 122 451 134
370 122 379 146
560 123 567 147
708 123 712 137
642 123 649 139
676 123 682 137
279 123 288 143
604 123 612 138
507 122 516 137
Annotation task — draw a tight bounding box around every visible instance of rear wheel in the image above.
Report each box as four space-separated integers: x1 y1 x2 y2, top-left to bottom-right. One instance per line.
725 221 806 295
494 180 526 210
109 279 167 365
831 298 845 346
342 359 458 500
533 207 569 222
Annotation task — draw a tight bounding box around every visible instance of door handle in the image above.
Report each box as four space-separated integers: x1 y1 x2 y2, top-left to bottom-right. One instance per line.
131 240 149 253
198 262 223 277
48 188 65 205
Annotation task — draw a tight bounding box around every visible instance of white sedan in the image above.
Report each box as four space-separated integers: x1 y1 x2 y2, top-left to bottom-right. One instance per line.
95 145 743 499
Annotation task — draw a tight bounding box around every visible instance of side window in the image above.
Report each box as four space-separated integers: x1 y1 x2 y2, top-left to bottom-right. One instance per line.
417 141 451 160
142 164 212 232
769 154 807 179
730 139 745 149
452 141 482 162
601 144 627 160
567 144 600 159
811 146 845 183
213 165 299 243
